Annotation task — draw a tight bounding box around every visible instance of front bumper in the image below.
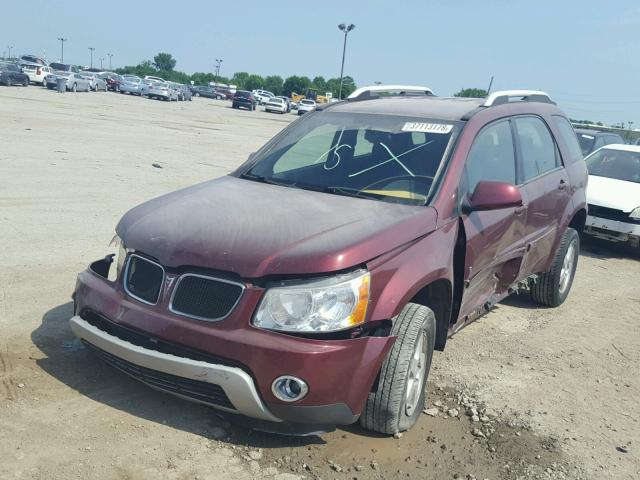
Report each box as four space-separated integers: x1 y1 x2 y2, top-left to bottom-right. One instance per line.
72 260 393 425
585 215 640 243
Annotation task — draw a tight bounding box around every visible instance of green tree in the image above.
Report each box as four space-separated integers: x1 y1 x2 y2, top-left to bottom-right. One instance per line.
326 76 356 99
153 53 176 71
453 88 488 98
263 75 284 95
312 76 327 92
231 72 250 89
244 74 265 91
283 75 311 96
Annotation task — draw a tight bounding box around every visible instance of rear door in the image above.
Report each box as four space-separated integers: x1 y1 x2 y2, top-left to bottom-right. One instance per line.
513 116 571 276
459 119 527 319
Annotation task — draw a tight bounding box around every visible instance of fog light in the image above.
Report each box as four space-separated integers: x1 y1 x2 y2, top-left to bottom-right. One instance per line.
271 376 309 402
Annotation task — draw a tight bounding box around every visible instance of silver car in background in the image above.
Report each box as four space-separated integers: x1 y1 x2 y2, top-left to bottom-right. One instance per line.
78 72 107 91
45 72 92 92
148 82 178 101
119 75 147 96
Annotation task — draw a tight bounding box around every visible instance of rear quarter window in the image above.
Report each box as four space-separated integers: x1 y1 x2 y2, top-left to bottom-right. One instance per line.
552 116 584 164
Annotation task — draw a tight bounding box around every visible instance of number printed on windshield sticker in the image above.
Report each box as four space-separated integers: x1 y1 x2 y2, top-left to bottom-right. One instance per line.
401 122 453 134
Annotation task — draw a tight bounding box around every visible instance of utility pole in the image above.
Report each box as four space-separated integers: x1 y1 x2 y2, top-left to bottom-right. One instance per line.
58 37 67 63
107 53 113 70
88 47 95 68
7 45 13 59
100 57 104 69
337 23 355 99
215 58 223 79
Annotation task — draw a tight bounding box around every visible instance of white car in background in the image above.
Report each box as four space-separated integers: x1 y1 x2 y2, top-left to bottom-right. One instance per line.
252 89 274 104
297 98 316 115
264 97 287 114
585 144 640 248
20 63 53 85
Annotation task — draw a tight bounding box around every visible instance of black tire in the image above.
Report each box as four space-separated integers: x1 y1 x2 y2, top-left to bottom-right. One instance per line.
23 79 29 87
531 227 580 307
360 303 436 434
71 83 77 92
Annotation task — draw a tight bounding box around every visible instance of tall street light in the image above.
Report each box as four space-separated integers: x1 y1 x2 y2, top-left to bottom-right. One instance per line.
337 23 355 99
58 37 67 62
100 57 104 69
215 58 223 78
107 53 113 70
88 47 95 68
7 45 13 59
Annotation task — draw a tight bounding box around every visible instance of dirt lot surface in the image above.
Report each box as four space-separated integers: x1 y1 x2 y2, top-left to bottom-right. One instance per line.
1 87 639 480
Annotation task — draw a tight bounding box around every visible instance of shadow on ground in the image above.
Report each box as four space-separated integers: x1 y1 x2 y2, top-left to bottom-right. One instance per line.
581 236 640 261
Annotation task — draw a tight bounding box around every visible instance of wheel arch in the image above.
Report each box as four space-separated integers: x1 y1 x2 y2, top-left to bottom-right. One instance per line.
406 278 452 351
568 207 587 235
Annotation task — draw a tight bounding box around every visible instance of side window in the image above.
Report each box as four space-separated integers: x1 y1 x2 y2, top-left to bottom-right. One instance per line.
552 116 583 164
465 120 516 194
513 117 557 181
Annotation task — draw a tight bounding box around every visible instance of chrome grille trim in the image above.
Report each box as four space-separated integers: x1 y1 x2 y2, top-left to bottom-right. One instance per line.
123 253 165 306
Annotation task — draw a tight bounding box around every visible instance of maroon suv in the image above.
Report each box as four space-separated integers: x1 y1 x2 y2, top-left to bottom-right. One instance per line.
70 87 587 435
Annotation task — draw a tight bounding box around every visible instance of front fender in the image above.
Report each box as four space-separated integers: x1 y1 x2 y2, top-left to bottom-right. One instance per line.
366 220 457 321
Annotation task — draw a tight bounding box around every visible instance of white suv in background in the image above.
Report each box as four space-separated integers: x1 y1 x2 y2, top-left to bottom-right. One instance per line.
20 63 53 85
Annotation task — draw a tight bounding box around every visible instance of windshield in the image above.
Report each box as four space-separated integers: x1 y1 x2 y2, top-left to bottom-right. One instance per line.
242 112 458 205
586 148 640 183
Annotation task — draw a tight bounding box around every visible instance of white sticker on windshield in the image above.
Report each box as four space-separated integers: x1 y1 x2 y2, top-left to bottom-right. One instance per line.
581 134 595 140
401 122 453 134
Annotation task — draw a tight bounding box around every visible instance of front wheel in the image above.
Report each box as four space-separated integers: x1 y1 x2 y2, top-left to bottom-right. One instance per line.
531 227 580 307
360 303 436 434
71 83 77 92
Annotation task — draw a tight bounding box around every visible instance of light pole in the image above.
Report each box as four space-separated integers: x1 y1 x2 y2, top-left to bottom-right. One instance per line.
107 53 113 70
7 45 13 59
88 47 95 68
337 23 355 99
215 58 223 79
58 37 67 62
100 57 104 69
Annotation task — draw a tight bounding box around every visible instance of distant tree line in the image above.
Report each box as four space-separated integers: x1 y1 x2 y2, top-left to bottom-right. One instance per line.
570 118 605 126
116 53 357 98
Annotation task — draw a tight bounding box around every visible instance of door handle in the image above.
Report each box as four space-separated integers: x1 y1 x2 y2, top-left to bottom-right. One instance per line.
558 179 567 190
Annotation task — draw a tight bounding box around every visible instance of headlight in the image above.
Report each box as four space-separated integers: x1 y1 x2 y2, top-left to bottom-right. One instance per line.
630 207 640 219
109 234 128 281
253 270 370 333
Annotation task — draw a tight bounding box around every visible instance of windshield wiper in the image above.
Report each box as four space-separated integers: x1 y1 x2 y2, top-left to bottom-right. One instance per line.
240 172 294 188
323 186 381 200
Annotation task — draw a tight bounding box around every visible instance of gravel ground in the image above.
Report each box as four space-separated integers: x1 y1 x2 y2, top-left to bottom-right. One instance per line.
0 86 638 480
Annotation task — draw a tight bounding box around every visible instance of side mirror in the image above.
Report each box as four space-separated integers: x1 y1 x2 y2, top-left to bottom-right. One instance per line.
466 181 523 211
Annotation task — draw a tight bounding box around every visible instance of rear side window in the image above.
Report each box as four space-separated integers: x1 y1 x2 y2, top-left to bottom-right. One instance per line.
552 116 583 164
465 120 516 193
513 117 558 181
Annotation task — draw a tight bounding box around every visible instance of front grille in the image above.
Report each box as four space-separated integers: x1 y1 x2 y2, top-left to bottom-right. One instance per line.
124 254 164 304
588 204 640 225
170 274 244 321
83 340 236 410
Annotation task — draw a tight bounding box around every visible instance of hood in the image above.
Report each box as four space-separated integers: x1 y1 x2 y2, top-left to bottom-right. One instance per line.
587 175 640 212
117 176 438 278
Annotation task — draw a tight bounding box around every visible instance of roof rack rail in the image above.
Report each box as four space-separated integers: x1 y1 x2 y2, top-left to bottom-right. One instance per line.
347 84 434 101
483 90 555 107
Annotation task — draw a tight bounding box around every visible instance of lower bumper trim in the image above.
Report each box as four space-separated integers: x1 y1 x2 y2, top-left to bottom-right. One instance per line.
69 315 281 422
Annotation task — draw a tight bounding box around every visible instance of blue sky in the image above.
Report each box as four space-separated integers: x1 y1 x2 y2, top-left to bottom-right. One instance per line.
4 0 640 126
